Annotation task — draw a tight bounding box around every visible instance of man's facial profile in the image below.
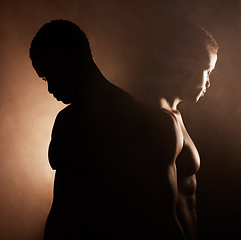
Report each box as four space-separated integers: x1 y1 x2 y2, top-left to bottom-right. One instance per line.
196 52 217 102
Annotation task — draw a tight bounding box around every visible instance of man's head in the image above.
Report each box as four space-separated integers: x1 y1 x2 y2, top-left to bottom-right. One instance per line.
134 22 219 105
30 20 93 104
159 22 219 102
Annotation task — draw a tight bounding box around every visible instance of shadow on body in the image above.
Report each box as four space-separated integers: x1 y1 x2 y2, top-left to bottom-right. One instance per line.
29 20 218 239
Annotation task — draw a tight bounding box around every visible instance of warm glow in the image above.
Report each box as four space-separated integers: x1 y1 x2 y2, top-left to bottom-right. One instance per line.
0 1 240 240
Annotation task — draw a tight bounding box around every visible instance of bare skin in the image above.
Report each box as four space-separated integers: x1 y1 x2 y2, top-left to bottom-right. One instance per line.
157 51 217 240
31 19 219 239
161 99 200 240
176 113 200 240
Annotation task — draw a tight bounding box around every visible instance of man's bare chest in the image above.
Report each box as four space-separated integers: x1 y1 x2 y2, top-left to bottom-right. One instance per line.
175 115 200 178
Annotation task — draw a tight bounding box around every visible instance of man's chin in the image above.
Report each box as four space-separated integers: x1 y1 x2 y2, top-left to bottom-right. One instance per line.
61 99 72 104
195 91 206 102
54 96 72 104
195 96 200 102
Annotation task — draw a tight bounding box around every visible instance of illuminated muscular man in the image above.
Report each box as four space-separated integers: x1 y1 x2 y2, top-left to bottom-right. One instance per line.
29 20 218 239
132 22 218 239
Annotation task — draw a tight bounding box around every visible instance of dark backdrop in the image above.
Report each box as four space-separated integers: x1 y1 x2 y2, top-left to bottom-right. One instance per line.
0 0 240 239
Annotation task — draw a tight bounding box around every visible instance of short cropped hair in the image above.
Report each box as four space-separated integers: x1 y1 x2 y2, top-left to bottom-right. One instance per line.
201 26 219 55
165 22 218 53
30 19 92 63
157 22 219 75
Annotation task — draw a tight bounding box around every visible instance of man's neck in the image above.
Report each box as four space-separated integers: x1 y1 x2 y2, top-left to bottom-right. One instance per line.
160 97 182 112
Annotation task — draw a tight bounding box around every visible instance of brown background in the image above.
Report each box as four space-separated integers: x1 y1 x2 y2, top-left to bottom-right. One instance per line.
0 0 240 239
